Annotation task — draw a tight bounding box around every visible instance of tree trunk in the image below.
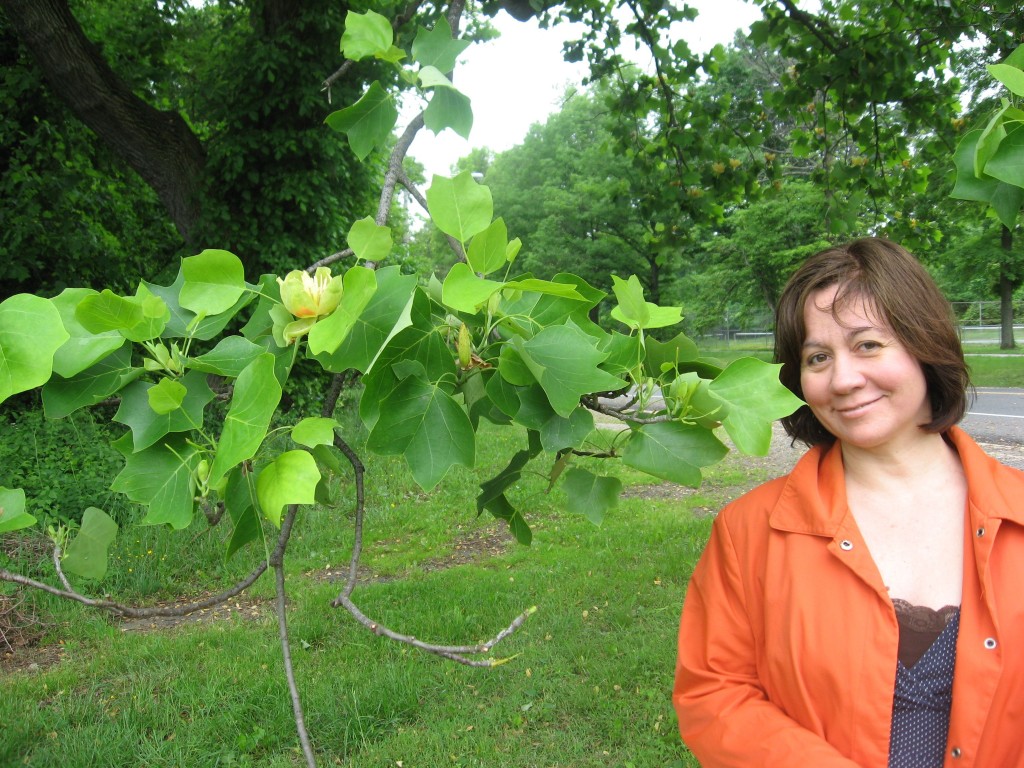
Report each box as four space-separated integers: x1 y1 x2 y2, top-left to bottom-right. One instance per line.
1000 225 1016 350
0 0 206 242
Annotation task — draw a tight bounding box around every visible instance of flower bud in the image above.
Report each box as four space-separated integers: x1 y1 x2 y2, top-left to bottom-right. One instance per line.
458 323 472 369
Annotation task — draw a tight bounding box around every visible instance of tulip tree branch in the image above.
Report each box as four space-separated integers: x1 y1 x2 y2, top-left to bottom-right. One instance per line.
0 552 268 619
269 504 317 768
328 430 535 666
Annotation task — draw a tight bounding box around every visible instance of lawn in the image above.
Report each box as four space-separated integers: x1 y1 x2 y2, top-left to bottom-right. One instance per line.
3 340 1021 767
1 413 782 768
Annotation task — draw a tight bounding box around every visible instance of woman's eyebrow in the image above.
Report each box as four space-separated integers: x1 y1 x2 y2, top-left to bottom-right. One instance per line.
801 325 878 348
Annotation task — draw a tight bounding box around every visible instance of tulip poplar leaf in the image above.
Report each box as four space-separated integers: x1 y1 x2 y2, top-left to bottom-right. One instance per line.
61 507 118 580
0 293 70 404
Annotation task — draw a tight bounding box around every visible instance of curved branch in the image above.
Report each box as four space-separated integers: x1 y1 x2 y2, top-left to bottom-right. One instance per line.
328 428 534 665
334 592 535 666
1 555 268 619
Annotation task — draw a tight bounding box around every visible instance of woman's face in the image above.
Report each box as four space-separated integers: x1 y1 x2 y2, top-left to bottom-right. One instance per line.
799 285 931 453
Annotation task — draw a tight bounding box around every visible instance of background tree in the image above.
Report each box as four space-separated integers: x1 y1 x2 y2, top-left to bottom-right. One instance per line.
0 0 392 283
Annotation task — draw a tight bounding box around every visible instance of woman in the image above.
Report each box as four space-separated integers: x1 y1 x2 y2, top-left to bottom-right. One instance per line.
673 238 1024 767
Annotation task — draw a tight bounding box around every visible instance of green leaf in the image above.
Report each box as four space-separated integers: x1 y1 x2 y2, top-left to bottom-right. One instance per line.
412 16 470 73
989 62 1024 98
418 65 455 89
292 417 339 448
189 336 268 377
609 275 682 330
0 293 70 404
709 358 804 455
340 9 392 61
467 217 510 275
42 346 143 418
61 507 118 580
348 217 393 263
239 274 281 341
622 421 728 487
179 249 247 316
513 326 626 417
476 432 542 545
147 378 187 415
951 129 1024 229
224 467 259 561
208 354 282 487
424 86 474 140
75 289 143 333
427 171 493 241
324 81 398 161
111 436 200 529
0 487 34 533
976 106 1010 178
114 370 214 452
50 289 126 379
985 123 1024 192
610 274 649 328
442 262 503 313
502 278 584 299
366 374 475 490
561 468 621 525
307 265 379 356
644 332 700 376
256 450 320 527
309 266 416 373
498 345 537 387
539 406 595 452
122 283 170 343
147 269 257 341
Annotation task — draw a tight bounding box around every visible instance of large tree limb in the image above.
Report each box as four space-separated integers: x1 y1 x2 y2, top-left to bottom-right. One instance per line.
0 0 205 241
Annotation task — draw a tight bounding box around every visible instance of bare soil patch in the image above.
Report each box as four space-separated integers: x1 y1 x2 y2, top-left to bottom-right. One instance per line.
116 594 271 633
311 523 514 585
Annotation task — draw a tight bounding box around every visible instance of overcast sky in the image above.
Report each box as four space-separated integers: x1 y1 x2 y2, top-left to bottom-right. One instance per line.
404 0 765 179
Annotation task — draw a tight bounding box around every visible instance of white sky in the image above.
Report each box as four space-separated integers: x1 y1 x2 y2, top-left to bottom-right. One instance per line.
404 0 765 179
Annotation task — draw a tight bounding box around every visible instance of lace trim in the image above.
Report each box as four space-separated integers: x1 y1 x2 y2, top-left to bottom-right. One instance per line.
892 599 959 633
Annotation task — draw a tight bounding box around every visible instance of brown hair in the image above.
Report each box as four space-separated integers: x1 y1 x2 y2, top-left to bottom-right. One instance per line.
773 237 971 447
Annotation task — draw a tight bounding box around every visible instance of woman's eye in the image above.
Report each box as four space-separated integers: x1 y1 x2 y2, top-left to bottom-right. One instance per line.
859 340 881 352
805 352 828 366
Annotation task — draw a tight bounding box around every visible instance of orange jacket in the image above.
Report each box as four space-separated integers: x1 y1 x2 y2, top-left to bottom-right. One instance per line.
674 427 1024 767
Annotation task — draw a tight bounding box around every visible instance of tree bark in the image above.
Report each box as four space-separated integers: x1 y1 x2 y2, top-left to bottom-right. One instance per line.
1000 225 1016 350
0 0 206 242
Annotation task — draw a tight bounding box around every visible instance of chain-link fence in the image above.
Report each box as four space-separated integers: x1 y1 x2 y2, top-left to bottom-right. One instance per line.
698 301 1024 351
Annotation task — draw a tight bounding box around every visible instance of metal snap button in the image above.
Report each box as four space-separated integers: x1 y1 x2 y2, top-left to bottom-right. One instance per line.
984 637 997 650
951 747 962 758
839 540 853 551
976 527 986 537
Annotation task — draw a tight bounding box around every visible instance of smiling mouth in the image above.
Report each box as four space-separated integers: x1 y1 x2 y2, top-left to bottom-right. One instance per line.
836 398 880 416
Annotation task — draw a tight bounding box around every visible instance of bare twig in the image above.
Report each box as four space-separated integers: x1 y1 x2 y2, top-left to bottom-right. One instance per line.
1 551 268 619
333 592 535 667
328 428 534 665
269 504 317 768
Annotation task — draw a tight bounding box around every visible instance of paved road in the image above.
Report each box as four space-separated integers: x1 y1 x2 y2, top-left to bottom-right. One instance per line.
962 388 1024 445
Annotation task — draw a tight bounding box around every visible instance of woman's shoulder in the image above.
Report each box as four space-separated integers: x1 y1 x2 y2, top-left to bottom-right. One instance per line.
715 444 830 528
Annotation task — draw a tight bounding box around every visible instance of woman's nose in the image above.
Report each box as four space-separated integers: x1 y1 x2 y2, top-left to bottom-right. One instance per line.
829 353 865 392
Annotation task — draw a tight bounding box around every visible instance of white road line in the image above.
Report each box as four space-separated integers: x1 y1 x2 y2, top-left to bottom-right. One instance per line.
967 412 1024 419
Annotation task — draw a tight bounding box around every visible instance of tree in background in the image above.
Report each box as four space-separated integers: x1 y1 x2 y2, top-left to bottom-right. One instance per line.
0 8 179 295
672 181 829 336
0 0 394 284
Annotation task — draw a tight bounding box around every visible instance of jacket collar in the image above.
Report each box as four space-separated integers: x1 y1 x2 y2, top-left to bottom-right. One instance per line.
768 426 1024 537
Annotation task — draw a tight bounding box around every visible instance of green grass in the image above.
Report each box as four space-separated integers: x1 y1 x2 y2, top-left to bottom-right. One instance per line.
1 419 760 767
